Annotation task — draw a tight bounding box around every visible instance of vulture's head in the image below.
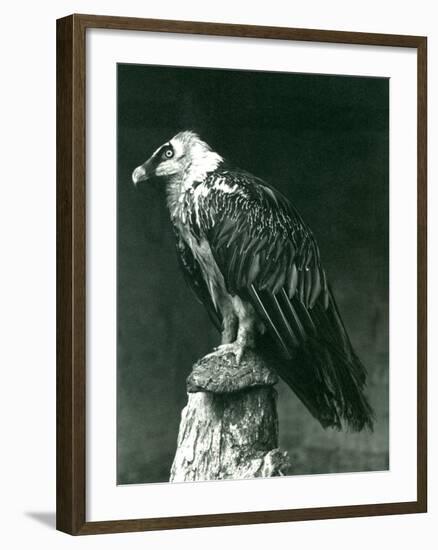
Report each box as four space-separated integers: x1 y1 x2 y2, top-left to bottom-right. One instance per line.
132 130 223 188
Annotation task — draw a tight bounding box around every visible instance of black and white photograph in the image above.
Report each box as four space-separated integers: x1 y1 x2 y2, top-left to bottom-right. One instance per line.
117 63 389 485
1 0 433 546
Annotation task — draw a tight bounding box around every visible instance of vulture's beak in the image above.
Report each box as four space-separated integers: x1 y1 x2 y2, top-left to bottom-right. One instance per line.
132 159 153 186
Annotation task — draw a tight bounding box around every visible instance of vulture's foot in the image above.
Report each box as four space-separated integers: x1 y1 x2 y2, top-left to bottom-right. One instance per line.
211 342 249 365
188 346 278 394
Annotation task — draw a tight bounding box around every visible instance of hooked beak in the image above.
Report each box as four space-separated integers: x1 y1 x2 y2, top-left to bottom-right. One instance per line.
132 159 153 186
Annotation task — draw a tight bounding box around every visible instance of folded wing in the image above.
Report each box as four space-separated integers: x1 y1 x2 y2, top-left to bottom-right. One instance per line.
203 171 373 431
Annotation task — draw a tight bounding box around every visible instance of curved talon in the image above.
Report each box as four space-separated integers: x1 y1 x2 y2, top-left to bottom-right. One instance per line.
208 342 247 365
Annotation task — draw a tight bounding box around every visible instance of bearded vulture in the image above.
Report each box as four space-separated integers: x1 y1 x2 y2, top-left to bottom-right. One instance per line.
132 131 374 431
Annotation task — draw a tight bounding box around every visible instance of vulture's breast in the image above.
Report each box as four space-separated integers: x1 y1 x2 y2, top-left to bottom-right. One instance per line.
176 218 229 311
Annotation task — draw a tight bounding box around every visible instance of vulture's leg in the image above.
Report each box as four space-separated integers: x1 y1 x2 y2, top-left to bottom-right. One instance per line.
209 300 239 357
233 297 257 363
211 298 257 364
221 309 238 345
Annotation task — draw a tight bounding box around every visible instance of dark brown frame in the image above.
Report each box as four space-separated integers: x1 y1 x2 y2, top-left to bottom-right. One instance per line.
57 13 427 535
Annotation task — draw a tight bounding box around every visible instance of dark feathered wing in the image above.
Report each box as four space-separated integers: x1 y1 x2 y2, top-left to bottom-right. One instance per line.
201 168 374 431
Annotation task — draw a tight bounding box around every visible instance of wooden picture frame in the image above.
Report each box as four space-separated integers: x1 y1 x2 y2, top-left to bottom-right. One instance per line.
56 13 427 535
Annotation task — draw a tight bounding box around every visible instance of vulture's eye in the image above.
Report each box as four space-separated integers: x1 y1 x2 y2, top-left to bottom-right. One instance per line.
162 147 174 160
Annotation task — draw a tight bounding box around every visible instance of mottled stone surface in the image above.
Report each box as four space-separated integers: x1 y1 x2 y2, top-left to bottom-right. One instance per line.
187 349 278 394
170 349 290 482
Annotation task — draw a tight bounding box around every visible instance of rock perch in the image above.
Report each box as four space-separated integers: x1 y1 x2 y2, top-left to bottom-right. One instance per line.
170 349 290 482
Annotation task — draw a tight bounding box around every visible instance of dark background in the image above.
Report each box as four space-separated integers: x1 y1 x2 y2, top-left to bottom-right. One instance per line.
117 64 389 484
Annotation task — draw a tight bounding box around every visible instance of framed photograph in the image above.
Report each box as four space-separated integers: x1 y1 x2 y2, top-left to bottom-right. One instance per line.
56 14 427 535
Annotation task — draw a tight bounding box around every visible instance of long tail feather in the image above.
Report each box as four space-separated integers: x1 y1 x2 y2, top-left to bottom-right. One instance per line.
259 332 374 431
257 290 374 432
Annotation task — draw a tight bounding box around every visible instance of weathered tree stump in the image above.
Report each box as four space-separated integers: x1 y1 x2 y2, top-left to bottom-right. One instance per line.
170 349 290 482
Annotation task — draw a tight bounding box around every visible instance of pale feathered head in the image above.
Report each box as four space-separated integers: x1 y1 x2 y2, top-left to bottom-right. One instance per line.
132 131 223 188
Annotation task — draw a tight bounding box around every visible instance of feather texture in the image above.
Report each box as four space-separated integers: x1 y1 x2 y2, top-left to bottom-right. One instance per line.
172 163 373 431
